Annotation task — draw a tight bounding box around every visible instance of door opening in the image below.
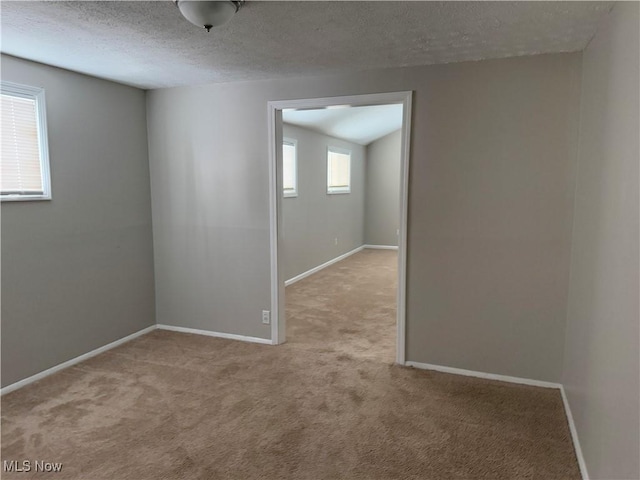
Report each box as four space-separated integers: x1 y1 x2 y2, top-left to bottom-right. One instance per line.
267 92 412 364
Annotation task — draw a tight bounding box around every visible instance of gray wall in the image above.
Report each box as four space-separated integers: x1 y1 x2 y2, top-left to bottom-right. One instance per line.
365 129 401 247
282 123 365 281
1 55 155 387
146 53 581 382
562 3 640 479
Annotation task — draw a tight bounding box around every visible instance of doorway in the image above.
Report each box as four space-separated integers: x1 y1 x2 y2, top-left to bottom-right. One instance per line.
267 92 412 364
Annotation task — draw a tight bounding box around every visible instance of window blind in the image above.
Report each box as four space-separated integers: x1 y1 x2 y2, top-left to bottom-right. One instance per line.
327 149 350 192
283 141 296 194
1 93 44 195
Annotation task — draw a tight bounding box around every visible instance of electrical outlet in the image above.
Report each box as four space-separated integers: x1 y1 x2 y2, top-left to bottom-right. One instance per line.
262 310 270 325
334 237 338 245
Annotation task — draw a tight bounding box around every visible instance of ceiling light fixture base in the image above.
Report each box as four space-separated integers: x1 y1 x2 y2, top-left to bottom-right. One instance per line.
174 0 244 32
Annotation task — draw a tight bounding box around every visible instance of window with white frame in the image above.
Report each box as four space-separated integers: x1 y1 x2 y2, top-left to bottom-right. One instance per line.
1 81 51 201
283 138 297 198
327 147 351 194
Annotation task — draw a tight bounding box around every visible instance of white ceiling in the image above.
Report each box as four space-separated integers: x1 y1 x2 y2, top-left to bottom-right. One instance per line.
1 1 613 90
283 104 403 145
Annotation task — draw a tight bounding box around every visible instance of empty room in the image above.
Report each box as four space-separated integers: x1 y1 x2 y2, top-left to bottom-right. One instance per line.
1 2 638 480
281 103 404 362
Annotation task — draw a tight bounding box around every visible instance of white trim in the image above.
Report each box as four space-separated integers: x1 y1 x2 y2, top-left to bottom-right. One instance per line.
396 91 412 365
157 324 273 345
364 245 399 250
285 246 364 287
268 104 282 344
0 325 156 395
268 91 412 356
0 81 52 202
405 361 562 389
1 324 274 396
405 361 587 479
560 386 589 480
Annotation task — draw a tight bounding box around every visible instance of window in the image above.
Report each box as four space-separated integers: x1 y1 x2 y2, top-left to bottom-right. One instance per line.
1 81 51 201
327 147 351 194
283 138 297 198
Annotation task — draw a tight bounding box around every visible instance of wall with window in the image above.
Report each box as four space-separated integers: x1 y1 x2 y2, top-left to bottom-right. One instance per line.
1 82 52 201
1 55 155 387
365 129 401 247
282 123 365 281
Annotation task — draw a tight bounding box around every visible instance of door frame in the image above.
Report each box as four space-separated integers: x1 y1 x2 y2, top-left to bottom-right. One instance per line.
267 91 413 364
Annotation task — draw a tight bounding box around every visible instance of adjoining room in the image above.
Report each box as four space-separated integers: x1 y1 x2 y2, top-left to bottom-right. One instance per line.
280 103 403 363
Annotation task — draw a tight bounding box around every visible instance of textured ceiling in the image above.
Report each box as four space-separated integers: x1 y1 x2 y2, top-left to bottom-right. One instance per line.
283 104 403 145
1 1 613 90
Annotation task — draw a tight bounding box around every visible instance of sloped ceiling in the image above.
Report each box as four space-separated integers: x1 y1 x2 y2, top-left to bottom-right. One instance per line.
283 104 403 145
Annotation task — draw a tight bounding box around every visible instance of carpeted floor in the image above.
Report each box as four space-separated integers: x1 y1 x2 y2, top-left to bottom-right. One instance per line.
1 249 580 479
286 249 397 363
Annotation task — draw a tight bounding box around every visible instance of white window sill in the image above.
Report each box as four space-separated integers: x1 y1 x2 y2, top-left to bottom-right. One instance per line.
1 194 51 202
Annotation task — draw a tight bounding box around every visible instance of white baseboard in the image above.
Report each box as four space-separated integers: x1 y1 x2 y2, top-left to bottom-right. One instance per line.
2 323 272 396
156 324 273 345
0 325 156 396
284 246 364 286
405 361 562 389
406 361 586 479
363 244 399 250
560 386 589 479
1 322 586 479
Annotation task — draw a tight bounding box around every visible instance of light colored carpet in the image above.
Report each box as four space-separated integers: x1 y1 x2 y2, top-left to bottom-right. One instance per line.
286 249 397 363
1 249 580 479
